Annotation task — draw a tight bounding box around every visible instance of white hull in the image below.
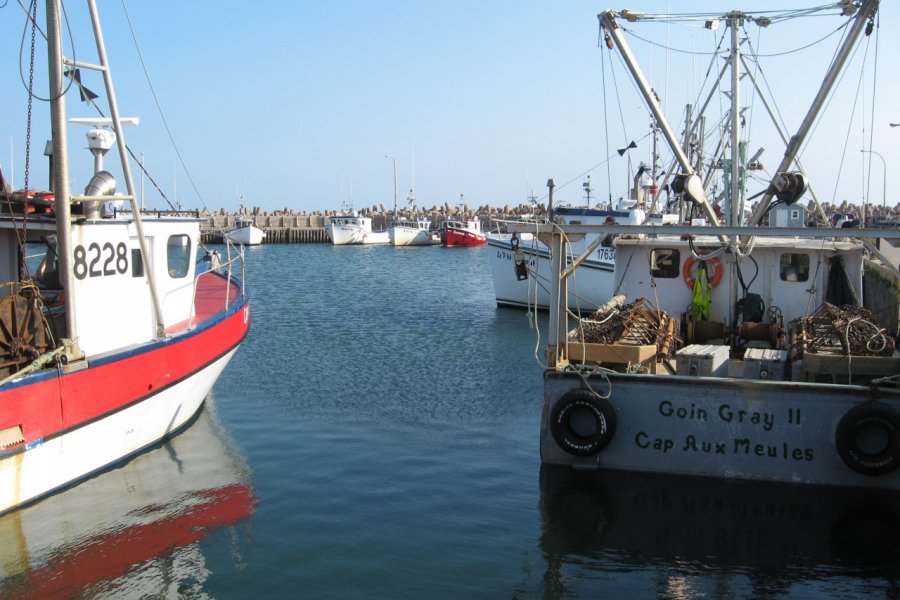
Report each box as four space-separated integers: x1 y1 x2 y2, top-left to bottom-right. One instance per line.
487 232 615 310
328 224 390 245
225 225 265 246
0 349 237 514
0 405 253 595
389 225 440 246
543 371 900 488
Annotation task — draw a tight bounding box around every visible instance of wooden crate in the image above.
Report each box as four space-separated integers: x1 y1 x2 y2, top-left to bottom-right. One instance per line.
566 341 657 365
802 351 900 382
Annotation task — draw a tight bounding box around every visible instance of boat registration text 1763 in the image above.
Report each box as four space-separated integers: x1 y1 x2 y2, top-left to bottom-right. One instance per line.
594 247 615 262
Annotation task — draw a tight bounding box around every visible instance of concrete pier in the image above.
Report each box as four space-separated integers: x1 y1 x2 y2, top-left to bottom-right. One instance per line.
199 199 899 245
201 212 330 244
199 203 542 244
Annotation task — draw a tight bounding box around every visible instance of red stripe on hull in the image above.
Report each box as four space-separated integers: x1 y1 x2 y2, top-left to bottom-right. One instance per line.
11 483 255 599
442 228 486 247
0 290 249 446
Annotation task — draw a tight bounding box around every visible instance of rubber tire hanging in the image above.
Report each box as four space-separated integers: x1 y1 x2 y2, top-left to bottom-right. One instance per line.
549 389 617 457
835 401 900 476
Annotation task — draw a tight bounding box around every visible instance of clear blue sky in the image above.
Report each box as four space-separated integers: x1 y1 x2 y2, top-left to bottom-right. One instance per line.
1 1 897 214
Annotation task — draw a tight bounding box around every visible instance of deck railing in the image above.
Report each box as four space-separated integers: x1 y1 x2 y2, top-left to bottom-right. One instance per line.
188 242 246 329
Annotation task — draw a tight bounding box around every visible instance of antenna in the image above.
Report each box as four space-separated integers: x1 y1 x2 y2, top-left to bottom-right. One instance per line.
69 117 139 173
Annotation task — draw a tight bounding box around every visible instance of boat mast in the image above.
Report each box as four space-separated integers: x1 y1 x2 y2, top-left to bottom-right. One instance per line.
650 116 659 209
386 154 398 216
46 0 82 360
599 11 721 228
84 0 166 338
728 12 741 228
748 0 879 226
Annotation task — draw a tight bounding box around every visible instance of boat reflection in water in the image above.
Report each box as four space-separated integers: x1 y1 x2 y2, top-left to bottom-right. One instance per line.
0 403 255 599
538 465 900 598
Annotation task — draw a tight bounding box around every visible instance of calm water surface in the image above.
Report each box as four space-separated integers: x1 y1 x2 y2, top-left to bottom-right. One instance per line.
2 243 899 598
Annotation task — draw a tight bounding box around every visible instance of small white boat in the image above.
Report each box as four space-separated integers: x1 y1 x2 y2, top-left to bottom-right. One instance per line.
225 216 265 246
226 217 265 246
389 216 440 246
327 211 390 245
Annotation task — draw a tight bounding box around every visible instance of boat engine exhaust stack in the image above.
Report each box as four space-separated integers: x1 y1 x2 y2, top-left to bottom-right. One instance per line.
83 170 116 219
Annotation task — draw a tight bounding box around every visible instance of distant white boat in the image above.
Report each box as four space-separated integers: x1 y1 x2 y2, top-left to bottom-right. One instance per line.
225 216 265 246
327 211 390 245
389 217 440 246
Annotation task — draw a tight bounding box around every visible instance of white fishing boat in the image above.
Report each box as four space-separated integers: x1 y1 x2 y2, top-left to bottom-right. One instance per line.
326 210 390 245
488 143 679 311
389 216 440 246
225 216 265 246
487 192 676 310
522 2 900 488
0 1 250 514
0 406 255 597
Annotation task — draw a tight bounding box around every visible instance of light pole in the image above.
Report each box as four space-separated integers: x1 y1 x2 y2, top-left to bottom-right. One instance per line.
385 154 397 215
861 149 887 217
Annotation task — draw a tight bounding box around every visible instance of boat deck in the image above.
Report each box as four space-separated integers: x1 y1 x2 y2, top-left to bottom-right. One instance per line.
166 272 243 334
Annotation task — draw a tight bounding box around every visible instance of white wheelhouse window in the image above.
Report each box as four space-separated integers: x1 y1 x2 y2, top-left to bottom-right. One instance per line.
167 235 191 278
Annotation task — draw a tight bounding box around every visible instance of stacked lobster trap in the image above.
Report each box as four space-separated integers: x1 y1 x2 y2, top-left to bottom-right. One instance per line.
567 296 680 370
792 303 900 384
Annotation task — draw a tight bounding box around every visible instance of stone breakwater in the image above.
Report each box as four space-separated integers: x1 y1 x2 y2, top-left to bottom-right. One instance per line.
200 203 543 244
199 199 898 244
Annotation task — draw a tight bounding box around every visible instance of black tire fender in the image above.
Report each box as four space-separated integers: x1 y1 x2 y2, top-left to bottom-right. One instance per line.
835 401 900 476
549 389 617 457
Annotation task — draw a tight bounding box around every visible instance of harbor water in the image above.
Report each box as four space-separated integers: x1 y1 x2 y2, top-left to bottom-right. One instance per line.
3 243 900 598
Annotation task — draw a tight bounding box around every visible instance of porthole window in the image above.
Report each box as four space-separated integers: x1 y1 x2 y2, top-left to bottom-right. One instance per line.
650 248 680 278
780 253 809 282
167 235 191 278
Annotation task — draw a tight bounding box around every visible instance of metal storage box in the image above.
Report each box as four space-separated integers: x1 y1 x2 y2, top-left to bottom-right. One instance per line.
676 344 730 377
743 348 788 381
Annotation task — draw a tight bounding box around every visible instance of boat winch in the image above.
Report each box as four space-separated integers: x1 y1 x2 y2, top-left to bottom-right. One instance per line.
0 285 52 379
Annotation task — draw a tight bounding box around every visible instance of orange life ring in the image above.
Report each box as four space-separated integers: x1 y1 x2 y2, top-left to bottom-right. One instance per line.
682 255 723 289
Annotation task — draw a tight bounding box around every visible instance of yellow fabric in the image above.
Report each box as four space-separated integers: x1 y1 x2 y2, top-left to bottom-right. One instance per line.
691 263 711 320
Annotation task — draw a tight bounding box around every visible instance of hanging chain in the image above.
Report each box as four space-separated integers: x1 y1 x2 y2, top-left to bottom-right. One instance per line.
18 0 39 280
23 0 37 196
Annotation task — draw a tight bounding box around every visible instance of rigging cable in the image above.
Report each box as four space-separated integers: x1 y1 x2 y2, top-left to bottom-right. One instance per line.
862 9 880 217
121 0 219 227
120 1 192 207
826 36 868 213
601 30 612 205
16 0 75 102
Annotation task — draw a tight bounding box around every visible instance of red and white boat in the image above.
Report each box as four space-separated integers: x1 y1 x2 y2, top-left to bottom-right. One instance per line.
440 216 486 247
0 1 250 515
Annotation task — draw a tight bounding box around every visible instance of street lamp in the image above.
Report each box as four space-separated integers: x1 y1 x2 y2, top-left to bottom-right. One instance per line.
385 154 397 215
860 149 887 214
